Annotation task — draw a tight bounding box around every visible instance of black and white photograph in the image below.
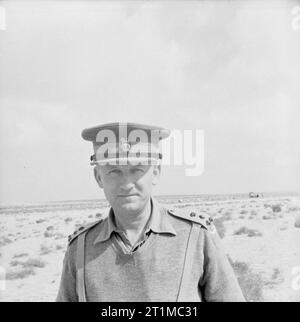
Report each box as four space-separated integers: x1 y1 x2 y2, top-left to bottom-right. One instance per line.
0 0 300 303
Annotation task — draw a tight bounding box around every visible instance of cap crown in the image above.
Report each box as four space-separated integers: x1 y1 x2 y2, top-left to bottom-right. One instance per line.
81 122 170 165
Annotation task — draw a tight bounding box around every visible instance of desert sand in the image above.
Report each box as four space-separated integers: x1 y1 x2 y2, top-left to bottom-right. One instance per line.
1 193 300 302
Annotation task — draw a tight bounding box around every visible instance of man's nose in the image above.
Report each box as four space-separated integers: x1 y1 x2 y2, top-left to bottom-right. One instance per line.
119 174 135 191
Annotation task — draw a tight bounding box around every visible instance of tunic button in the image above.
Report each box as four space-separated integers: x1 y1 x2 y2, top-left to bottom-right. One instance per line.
190 212 196 217
199 214 205 219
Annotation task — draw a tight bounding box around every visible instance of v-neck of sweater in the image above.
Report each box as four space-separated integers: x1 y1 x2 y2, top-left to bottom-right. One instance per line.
111 231 158 257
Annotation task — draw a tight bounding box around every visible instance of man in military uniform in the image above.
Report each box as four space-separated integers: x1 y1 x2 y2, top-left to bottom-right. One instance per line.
56 122 245 302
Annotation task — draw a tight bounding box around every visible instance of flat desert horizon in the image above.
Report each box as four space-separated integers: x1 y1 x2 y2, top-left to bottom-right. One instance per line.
1 192 300 302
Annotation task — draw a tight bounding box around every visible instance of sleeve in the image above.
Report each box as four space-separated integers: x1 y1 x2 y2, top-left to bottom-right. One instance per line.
199 228 246 302
56 242 78 302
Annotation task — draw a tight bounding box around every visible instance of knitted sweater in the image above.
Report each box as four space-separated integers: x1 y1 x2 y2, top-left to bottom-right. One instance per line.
56 199 245 302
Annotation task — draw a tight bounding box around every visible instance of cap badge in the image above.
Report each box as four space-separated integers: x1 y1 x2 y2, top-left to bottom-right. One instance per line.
119 138 131 152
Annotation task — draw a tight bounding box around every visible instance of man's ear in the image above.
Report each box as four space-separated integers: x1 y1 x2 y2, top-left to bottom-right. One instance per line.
94 166 104 189
152 164 161 186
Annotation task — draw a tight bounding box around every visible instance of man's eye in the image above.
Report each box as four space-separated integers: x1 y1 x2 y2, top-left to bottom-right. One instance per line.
108 170 120 175
132 168 144 173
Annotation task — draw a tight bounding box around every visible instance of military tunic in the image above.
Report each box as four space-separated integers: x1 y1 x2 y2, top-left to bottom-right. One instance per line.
56 198 245 302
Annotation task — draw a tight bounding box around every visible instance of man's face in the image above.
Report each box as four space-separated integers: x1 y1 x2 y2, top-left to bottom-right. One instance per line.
94 163 161 215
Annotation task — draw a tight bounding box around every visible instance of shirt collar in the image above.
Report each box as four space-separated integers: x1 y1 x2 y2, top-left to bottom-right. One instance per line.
93 197 176 245
93 207 119 244
147 198 177 236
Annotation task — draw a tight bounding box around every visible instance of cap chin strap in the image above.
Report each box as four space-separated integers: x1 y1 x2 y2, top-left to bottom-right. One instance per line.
90 158 161 166
90 153 162 166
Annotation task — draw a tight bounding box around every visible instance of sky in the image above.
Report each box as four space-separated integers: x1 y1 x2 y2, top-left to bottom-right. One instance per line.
0 0 300 205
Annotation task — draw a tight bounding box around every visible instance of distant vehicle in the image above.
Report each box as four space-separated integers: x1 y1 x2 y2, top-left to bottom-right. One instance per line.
249 192 264 198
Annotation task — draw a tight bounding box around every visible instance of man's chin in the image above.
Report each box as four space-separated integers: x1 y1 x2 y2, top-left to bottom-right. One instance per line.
118 200 139 212
116 198 145 214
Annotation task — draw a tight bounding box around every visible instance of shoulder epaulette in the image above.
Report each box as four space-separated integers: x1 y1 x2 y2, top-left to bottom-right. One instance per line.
167 208 216 233
68 219 103 245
